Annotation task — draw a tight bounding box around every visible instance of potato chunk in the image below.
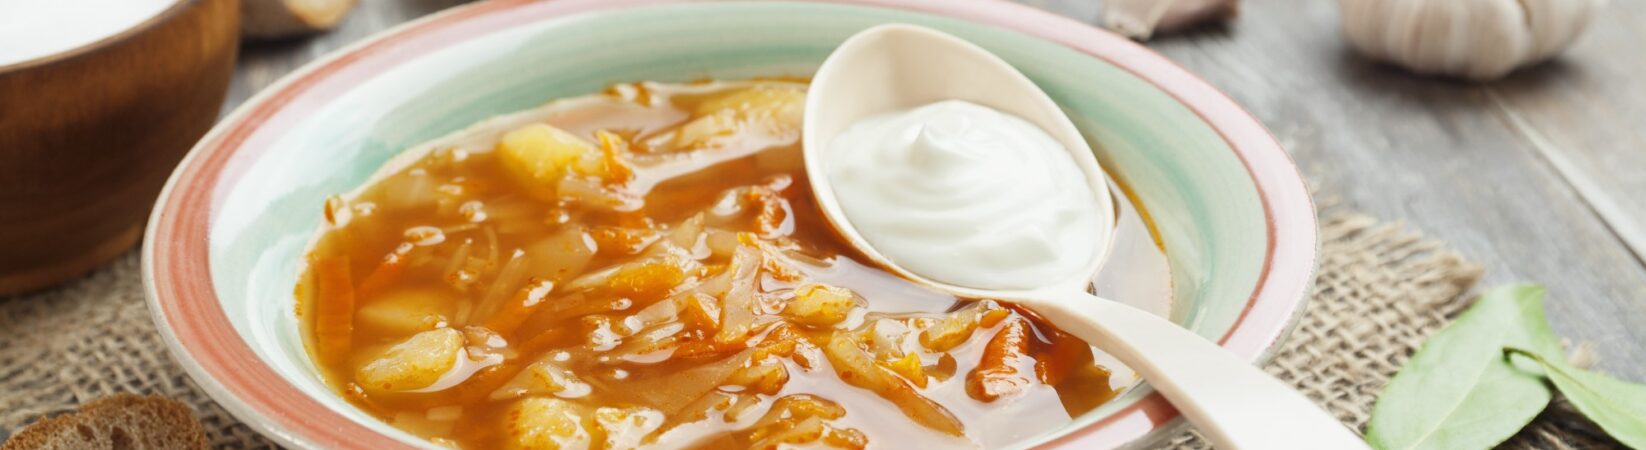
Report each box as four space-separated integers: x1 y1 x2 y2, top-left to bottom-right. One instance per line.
919 300 1009 352
357 327 464 392
563 254 700 302
505 397 591 450
676 85 805 149
491 356 593 401
694 85 804 118
782 283 862 328
355 288 452 336
497 123 610 201
594 406 665 449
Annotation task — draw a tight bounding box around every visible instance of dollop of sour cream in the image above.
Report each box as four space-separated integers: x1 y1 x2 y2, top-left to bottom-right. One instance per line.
825 100 1102 290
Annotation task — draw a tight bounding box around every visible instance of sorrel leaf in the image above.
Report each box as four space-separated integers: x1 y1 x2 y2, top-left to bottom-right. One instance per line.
1508 348 1646 449
1366 285 1562 450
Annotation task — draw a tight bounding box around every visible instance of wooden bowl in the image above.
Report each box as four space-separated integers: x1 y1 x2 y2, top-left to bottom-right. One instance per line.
0 0 239 294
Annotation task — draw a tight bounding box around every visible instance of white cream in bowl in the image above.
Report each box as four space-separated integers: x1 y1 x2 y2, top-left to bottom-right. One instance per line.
0 0 179 66
824 100 1104 290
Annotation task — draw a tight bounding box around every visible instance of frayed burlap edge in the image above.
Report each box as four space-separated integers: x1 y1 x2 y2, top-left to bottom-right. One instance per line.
0 211 1619 449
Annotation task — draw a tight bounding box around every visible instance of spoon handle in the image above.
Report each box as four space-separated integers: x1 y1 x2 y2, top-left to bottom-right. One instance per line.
1032 291 1369 450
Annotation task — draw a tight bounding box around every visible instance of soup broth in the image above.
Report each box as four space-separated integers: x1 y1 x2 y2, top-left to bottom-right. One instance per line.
297 80 1169 449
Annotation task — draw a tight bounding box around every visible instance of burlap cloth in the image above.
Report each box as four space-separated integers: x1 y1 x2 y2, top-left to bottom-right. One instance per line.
0 211 1622 449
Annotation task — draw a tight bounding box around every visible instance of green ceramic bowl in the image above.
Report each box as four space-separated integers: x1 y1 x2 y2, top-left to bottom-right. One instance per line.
144 1 1317 449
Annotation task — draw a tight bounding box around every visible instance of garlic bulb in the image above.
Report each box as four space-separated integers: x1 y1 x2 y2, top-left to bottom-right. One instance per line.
1340 0 1602 81
242 0 359 40
1105 0 1239 40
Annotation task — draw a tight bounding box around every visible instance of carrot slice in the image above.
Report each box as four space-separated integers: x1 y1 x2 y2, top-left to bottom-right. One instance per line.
356 243 413 300
1033 322 1094 386
354 260 401 300
312 256 356 364
966 318 1035 402
1003 304 1096 386
744 185 792 238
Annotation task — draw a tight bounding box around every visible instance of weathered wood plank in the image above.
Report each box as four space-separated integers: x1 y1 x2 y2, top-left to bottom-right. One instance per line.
1026 0 1646 379
223 0 471 111
1485 1 1646 269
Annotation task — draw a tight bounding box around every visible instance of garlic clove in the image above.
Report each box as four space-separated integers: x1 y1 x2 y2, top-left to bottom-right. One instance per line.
1104 0 1239 40
1430 0 1529 80
242 0 359 41
1340 0 1599 81
1522 0 1602 62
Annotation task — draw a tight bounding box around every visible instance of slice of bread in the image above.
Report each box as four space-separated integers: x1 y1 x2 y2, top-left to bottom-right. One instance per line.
1 394 208 450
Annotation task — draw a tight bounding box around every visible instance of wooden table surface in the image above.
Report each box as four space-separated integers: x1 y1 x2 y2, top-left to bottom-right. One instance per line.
231 0 1646 381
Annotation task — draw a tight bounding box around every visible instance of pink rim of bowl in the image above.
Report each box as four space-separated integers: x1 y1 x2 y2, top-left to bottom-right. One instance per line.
142 0 1317 448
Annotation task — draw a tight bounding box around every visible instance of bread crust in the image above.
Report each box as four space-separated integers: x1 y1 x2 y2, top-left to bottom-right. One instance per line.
1 394 208 450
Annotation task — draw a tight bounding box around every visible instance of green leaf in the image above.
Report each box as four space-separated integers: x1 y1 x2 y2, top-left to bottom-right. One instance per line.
1498 285 1564 371
1508 348 1646 449
1366 284 1563 450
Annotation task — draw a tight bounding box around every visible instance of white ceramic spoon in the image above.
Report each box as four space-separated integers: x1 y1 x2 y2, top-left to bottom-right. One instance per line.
802 24 1367 450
